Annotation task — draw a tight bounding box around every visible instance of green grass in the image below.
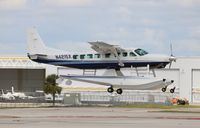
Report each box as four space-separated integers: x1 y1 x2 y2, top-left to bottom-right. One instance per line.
116 104 200 109
158 110 200 113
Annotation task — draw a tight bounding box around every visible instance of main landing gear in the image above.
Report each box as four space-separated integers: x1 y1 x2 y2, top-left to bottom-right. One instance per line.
107 86 123 95
161 86 176 93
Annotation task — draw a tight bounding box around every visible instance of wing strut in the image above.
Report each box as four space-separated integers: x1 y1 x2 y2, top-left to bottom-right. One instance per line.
110 47 124 67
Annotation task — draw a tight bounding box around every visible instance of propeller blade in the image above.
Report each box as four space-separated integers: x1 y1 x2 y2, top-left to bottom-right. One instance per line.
170 43 173 56
169 61 172 69
169 43 176 69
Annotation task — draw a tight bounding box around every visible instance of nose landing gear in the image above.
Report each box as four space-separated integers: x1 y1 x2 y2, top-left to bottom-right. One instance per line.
170 87 176 93
161 86 176 93
161 86 167 92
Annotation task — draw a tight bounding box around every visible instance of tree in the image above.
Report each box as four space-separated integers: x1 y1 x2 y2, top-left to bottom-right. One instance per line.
43 74 62 106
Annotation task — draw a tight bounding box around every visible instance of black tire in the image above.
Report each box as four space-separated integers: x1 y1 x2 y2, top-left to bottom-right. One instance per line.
161 87 166 92
116 88 123 94
107 87 114 93
177 100 180 105
170 89 175 93
177 100 185 105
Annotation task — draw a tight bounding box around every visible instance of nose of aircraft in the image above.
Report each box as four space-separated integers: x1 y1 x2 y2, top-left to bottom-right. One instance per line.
168 56 176 68
169 56 176 62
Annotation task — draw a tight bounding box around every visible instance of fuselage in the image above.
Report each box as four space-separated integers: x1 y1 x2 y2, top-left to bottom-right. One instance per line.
28 48 171 69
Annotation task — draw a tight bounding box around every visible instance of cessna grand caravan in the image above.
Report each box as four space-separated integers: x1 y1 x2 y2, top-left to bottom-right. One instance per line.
27 28 176 94
27 28 176 70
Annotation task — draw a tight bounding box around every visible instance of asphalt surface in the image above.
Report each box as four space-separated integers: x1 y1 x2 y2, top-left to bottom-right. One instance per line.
0 107 200 128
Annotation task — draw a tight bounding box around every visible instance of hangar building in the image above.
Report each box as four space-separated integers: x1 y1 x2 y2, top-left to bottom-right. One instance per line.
159 57 200 104
0 56 45 92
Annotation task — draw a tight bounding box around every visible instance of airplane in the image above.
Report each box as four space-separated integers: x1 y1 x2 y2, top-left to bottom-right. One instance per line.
27 28 176 94
11 86 27 99
0 89 15 100
27 28 176 73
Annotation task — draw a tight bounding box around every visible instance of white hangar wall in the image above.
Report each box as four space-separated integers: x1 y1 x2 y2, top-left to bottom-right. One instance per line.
171 57 200 103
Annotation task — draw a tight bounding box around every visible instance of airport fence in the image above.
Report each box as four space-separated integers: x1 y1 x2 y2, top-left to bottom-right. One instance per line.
0 91 179 108
65 91 179 106
0 103 60 108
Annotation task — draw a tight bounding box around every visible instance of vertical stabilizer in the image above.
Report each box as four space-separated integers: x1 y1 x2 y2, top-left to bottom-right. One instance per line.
11 86 14 94
27 28 66 55
27 28 47 54
1 89 4 95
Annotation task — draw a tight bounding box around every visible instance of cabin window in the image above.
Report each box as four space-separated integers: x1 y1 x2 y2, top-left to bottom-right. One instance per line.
73 55 78 59
80 54 85 59
105 53 111 58
94 54 101 58
129 52 136 57
117 52 121 56
134 49 148 56
123 52 127 57
87 54 93 59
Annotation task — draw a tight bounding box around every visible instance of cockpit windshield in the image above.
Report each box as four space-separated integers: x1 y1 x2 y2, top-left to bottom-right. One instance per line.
134 48 148 56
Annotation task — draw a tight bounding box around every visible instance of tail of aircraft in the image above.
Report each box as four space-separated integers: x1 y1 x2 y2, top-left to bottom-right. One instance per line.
11 86 14 94
27 28 65 55
27 28 48 54
1 89 5 95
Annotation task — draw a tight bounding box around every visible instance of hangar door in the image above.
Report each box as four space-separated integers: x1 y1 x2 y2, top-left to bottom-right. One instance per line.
0 69 45 92
192 69 200 103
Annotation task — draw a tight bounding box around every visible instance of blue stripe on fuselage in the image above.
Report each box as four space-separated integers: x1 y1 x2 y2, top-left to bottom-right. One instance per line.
30 58 169 69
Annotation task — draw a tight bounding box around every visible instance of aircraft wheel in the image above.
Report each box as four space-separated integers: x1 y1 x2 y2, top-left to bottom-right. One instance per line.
161 87 167 92
107 87 114 93
170 87 176 93
116 88 123 94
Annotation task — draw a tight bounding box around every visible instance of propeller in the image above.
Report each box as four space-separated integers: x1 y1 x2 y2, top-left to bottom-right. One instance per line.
169 43 176 68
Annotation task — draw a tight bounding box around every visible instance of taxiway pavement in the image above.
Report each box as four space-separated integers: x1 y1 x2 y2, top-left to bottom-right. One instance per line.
0 107 200 128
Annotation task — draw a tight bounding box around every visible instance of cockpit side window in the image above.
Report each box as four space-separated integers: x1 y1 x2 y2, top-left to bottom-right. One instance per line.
129 52 136 57
134 49 148 56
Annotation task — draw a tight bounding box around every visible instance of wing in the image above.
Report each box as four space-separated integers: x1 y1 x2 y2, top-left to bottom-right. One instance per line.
88 41 125 66
88 41 125 53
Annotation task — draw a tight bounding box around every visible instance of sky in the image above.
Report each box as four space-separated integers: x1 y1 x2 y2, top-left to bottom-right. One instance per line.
0 0 200 56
